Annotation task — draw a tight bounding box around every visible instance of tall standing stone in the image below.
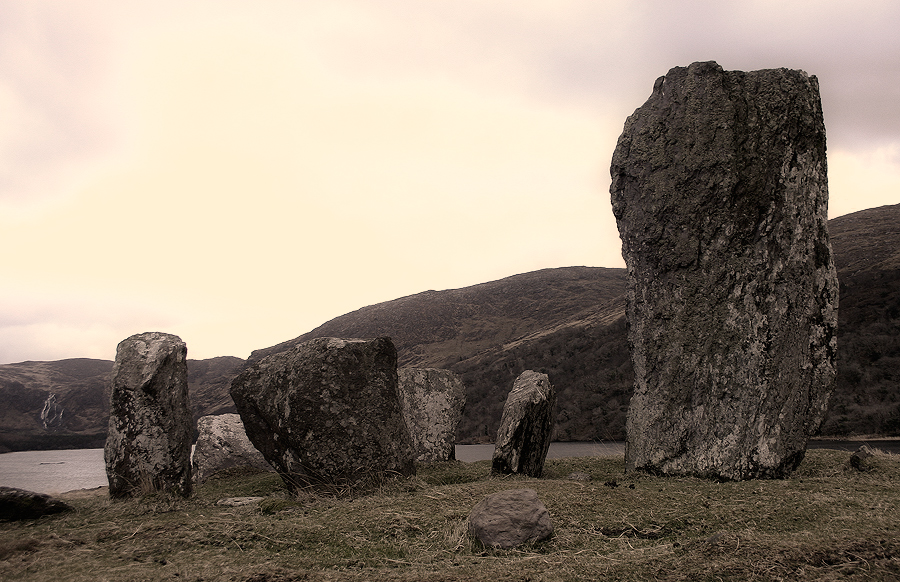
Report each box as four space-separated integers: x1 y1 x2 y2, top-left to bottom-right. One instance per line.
397 368 467 462
610 61 838 480
230 337 415 494
491 370 555 478
104 332 192 497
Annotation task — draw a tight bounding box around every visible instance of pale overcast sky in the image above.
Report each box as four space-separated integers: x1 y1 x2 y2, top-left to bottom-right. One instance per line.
1 0 898 364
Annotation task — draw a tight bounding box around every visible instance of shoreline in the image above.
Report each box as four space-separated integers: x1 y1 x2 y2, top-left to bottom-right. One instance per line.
24 438 900 497
56 485 108 499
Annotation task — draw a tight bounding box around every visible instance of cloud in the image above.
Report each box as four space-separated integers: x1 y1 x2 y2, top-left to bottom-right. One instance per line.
0 2 119 217
0 0 897 363
0 2 622 361
0 286 177 363
829 144 900 218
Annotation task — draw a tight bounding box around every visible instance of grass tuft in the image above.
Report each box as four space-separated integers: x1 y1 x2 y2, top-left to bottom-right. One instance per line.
0 538 42 561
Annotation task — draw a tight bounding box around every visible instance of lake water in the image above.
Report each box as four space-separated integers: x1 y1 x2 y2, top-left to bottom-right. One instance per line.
0 448 107 495
1 440 895 495
454 441 626 462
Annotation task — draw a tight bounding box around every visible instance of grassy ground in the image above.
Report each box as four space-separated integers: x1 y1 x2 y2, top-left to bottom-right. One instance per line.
1 449 899 581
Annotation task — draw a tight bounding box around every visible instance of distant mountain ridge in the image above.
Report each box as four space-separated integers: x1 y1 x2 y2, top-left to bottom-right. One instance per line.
0 359 112 451
251 266 627 369
1 204 898 451
249 266 630 443
0 357 243 452
829 203 900 274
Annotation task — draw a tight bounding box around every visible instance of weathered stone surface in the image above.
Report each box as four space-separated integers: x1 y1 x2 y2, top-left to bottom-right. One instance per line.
0 487 73 521
104 332 192 497
192 413 272 483
610 61 839 480
397 368 466 462
491 370 555 477
229 337 415 494
468 489 553 549
850 445 876 471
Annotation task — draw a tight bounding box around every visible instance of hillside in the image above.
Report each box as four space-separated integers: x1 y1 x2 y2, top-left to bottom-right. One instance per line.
821 203 900 435
248 266 627 370
0 359 113 451
1 204 898 450
829 203 900 274
251 204 900 442
249 266 629 443
0 357 243 452
184 356 244 423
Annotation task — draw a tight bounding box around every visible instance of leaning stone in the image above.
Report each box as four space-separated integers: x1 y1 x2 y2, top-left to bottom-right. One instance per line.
492 370 556 478
610 61 838 480
104 332 193 497
192 413 272 483
0 487 73 521
468 489 553 549
397 368 467 462
230 337 415 494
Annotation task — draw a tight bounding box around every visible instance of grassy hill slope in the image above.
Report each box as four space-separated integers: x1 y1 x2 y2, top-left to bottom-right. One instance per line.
1 204 898 449
0 357 243 452
822 203 900 435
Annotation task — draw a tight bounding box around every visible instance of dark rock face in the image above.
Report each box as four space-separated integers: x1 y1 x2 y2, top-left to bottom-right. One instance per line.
491 370 555 477
397 368 466 462
229 337 415 494
610 61 839 480
104 332 192 497
468 489 553 549
0 487 73 521
191 413 272 483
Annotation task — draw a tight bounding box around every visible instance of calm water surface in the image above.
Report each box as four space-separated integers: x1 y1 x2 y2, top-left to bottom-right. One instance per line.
454 441 626 462
1 440 895 495
0 448 107 494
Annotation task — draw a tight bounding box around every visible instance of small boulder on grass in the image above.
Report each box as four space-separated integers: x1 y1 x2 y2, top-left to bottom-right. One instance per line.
468 489 553 549
850 445 877 471
0 487 73 521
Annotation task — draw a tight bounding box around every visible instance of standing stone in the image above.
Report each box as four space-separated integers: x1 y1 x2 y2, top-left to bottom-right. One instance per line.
468 489 554 549
610 61 839 480
397 368 466 462
229 337 415 494
491 370 555 477
192 413 272 483
104 332 192 497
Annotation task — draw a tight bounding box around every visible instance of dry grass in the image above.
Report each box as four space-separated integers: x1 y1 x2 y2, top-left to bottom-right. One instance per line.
1 449 899 581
